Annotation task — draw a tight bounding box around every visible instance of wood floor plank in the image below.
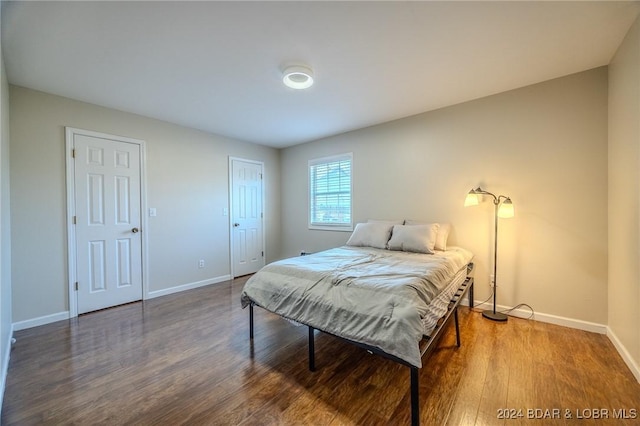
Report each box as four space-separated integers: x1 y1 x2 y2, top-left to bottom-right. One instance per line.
475 320 511 426
3 277 640 425
445 309 489 425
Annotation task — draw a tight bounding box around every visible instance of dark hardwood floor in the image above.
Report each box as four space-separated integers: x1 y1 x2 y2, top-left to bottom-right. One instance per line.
3 276 639 425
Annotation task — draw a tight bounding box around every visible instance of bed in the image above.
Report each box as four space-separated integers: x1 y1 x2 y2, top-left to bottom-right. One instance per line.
240 221 474 425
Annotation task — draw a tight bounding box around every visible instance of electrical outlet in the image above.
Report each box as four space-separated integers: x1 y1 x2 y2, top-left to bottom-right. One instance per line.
198 259 205 268
489 274 495 287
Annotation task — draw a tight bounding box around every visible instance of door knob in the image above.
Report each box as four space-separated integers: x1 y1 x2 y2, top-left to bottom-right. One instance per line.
132 227 139 233
234 223 240 227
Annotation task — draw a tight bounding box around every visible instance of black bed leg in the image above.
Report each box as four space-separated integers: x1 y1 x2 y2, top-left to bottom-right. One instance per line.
411 367 419 426
249 303 254 339
308 326 316 372
469 280 474 308
454 307 461 347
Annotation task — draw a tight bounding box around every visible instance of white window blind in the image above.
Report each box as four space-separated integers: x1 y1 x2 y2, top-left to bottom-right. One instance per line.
309 153 352 230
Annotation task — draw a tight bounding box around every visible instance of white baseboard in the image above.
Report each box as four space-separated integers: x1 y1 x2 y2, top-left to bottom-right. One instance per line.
0 323 14 414
607 327 640 383
462 299 608 334
13 311 69 332
11 276 232 331
462 299 639 383
146 275 231 300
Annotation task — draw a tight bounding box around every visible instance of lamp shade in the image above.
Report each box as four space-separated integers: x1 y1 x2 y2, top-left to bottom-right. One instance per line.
464 190 479 207
498 198 515 218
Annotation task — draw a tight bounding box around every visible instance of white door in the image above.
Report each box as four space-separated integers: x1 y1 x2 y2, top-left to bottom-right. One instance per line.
73 133 143 314
230 159 264 277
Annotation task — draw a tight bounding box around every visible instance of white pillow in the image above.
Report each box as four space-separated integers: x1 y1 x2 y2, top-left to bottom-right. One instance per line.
367 219 405 241
387 224 440 254
346 222 393 249
404 220 451 251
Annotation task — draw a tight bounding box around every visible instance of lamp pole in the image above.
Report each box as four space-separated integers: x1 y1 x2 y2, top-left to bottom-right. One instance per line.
471 188 509 322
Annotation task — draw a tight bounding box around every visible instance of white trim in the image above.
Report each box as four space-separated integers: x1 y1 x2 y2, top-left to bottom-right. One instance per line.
65 127 148 317
607 327 640 383
139 140 150 302
11 275 230 329
462 299 608 334
146 275 231 299
462 298 639 382
13 311 69 332
65 128 77 317
308 224 354 232
228 157 266 278
0 323 13 412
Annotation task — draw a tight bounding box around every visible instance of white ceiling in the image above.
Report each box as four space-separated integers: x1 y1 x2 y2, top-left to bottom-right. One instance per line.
2 1 639 148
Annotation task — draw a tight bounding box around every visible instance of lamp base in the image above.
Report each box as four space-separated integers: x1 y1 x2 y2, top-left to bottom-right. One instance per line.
482 310 508 322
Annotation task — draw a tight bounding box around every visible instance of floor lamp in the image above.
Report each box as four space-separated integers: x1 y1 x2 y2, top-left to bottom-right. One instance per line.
464 187 514 322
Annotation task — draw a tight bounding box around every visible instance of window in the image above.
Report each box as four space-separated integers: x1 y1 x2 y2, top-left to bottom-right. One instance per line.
309 153 353 231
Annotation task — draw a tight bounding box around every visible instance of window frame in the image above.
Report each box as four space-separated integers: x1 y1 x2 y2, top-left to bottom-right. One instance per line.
308 153 353 232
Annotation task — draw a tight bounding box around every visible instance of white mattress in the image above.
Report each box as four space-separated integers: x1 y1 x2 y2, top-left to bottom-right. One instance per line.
421 265 469 336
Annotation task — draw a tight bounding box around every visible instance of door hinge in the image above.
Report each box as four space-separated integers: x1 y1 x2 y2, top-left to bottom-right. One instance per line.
74 282 79 291
72 148 76 158
260 173 263 180
73 216 77 225
262 251 264 257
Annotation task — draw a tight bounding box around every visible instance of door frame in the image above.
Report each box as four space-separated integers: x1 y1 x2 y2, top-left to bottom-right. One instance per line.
65 127 149 318
228 157 265 278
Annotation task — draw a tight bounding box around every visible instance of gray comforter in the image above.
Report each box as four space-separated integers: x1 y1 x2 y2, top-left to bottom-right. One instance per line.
240 245 473 368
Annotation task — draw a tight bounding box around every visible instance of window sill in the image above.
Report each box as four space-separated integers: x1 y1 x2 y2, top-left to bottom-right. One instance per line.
309 225 353 232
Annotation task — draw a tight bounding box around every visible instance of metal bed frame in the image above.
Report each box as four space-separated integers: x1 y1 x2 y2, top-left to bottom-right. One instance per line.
247 264 474 426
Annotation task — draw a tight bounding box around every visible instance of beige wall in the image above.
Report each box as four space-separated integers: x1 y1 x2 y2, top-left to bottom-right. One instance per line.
281 68 609 325
0 12 13 402
9 86 281 323
608 15 640 376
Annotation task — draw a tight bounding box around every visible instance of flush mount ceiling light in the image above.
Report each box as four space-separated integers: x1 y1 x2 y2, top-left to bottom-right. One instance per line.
282 65 314 89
